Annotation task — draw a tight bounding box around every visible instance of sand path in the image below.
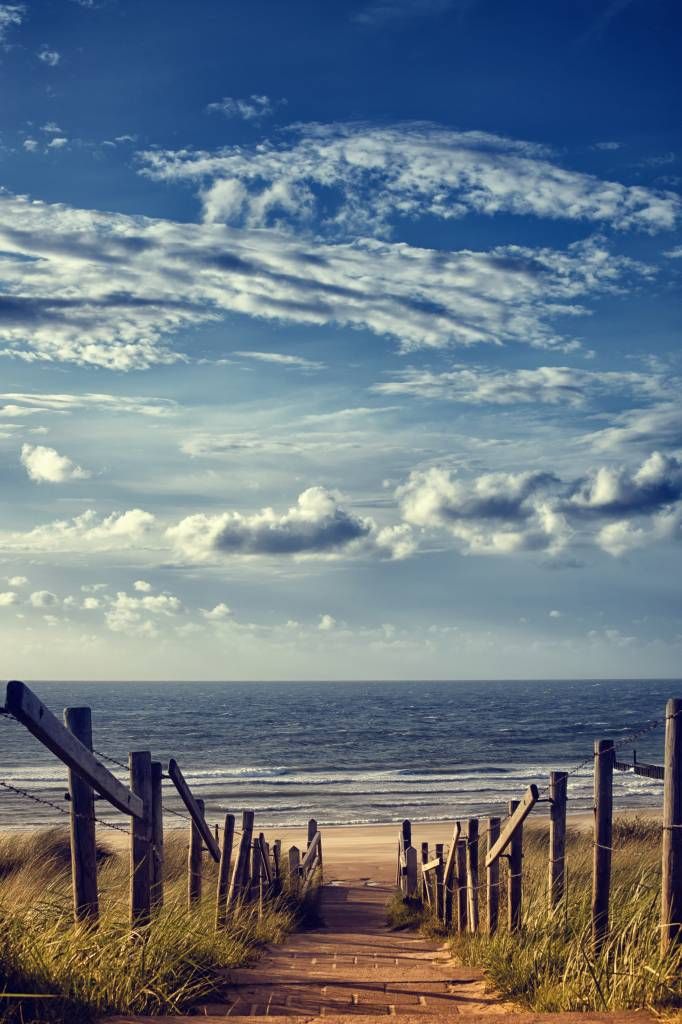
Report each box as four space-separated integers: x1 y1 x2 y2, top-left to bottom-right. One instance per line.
107 878 655 1024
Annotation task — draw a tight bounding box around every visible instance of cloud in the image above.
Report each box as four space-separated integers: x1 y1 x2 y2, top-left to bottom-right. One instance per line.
41 122 62 134
372 364 665 406
665 246 682 259
206 95 284 121
353 0 457 25
6 575 27 586
105 590 182 636
139 122 681 235
568 451 682 517
0 508 156 553
583 403 682 452
233 350 325 370
1 392 176 418
23 138 38 152
47 137 68 149
202 602 232 620
0 191 649 368
20 443 91 483
82 596 101 609
318 613 336 630
167 486 413 561
549 609 562 618
597 506 681 557
0 591 19 606
37 46 60 65
0 4 24 44
133 579 152 592
593 141 621 151
29 589 59 608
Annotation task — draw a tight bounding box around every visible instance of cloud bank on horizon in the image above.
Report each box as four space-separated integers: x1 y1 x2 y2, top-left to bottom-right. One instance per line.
0 0 680 679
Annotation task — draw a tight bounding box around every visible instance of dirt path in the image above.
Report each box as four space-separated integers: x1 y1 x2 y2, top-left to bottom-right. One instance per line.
108 880 655 1024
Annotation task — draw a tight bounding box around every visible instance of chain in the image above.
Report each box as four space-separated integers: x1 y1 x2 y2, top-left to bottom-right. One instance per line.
0 778 130 835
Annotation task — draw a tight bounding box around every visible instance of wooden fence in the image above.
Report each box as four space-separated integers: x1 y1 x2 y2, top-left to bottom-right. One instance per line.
396 697 682 954
1 680 323 929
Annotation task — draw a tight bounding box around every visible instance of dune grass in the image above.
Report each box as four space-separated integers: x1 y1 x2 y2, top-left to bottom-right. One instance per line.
389 816 682 1014
0 827 315 1023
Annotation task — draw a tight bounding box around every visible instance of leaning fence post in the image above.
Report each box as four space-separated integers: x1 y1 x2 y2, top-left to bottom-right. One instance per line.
288 845 301 895
434 842 444 919
129 750 152 928
188 796 204 907
548 770 567 910
456 839 467 932
486 817 500 935
466 820 479 933
592 739 614 953
215 813 235 929
661 699 682 954
227 810 255 910
150 760 164 911
421 842 429 902
64 706 99 925
308 818 318 848
507 799 522 933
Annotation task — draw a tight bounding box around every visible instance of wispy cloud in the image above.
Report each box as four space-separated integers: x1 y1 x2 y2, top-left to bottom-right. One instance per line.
352 0 460 26
0 392 177 418
206 94 285 121
37 46 60 66
0 4 24 45
233 350 325 370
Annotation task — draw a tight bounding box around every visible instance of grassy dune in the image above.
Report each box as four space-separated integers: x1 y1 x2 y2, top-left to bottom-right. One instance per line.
0 828 314 1023
389 817 682 1014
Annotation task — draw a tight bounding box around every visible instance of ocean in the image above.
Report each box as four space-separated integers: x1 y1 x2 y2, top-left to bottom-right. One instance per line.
0 678 677 830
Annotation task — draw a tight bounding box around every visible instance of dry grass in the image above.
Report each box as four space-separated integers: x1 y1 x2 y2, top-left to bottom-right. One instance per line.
0 827 313 1023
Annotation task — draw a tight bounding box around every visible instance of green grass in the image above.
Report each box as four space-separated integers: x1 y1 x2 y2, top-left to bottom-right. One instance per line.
391 817 682 1014
0 828 316 1023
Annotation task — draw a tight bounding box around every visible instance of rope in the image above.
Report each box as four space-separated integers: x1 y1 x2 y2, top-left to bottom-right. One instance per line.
0 778 130 835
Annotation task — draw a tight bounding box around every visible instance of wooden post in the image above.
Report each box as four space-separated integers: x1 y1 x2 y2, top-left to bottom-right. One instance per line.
150 760 163 911
662 699 682 954
507 799 523 934
548 770 568 909
129 750 152 928
215 813 235 929
592 739 614 953
405 846 417 899
227 810 255 909
435 842 444 920
421 842 429 902
64 707 99 925
486 817 500 935
288 845 300 895
308 818 318 848
466 820 479 933
188 796 204 907
456 839 467 932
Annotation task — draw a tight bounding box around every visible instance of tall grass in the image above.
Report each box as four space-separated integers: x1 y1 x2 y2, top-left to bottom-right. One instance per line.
0 828 314 1023
391 817 682 1013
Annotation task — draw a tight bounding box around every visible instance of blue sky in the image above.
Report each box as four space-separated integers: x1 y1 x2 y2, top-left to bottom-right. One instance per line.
0 0 680 680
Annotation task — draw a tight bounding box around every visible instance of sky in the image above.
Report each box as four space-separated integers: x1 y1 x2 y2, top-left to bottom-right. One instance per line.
0 0 681 681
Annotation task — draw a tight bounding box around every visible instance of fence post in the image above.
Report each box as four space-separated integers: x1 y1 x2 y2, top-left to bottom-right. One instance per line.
288 845 300 895
215 813 235 929
188 796 204 907
150 760 164 911
227 809 255 909
421 842 429 903
466 820 479 933
486 817 500 935
456 839 467 932
405 846 417 899
507 799 522 933
592 739 614 953
661 699 682 954
64 707 99 925
548 770 567 910
308 818 318 848
435 843 444 919
129 750 152 928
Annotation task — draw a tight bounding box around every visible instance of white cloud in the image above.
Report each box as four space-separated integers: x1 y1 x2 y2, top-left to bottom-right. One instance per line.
0 4 24 44
23 138 38 152
167 486 414 562
47 137 68 149
133 579 152 592
20 443 91 483
593 141 621 151
202 602 232 620
0 191 649 368
318 613 336 631
140 123 681 235
40 122 62 134
105 590 182 636
0 591 19 606
568 451 682 516
372 364 666 406
0 509 156 553
82 596 101 609
664 246 682 259
37 46 60 65
549 609 562 618
233 350 325 370
1 392 176 418
29 590 59 608
6 575 27 586
206 94 284 121
584 403 682 452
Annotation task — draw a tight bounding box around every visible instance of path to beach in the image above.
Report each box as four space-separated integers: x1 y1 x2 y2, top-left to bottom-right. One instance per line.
108 867 655 1024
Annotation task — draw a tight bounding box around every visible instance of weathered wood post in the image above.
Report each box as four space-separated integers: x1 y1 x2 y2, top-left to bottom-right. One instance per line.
150 760 164 911
64 707 99 925
548 770 567 909
405 845 417 899
273 838 282 895
435 843 444 919
421 841 429 902
661 699 682 954
466 820 479 933
508 799 523 934
215 813 235 929
592 739 614 953
227 809 255 909
188 796 204 907
308 818 318 848
486 817 500 935
456 839 467 932
129 750 152 928
288 845 301 895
